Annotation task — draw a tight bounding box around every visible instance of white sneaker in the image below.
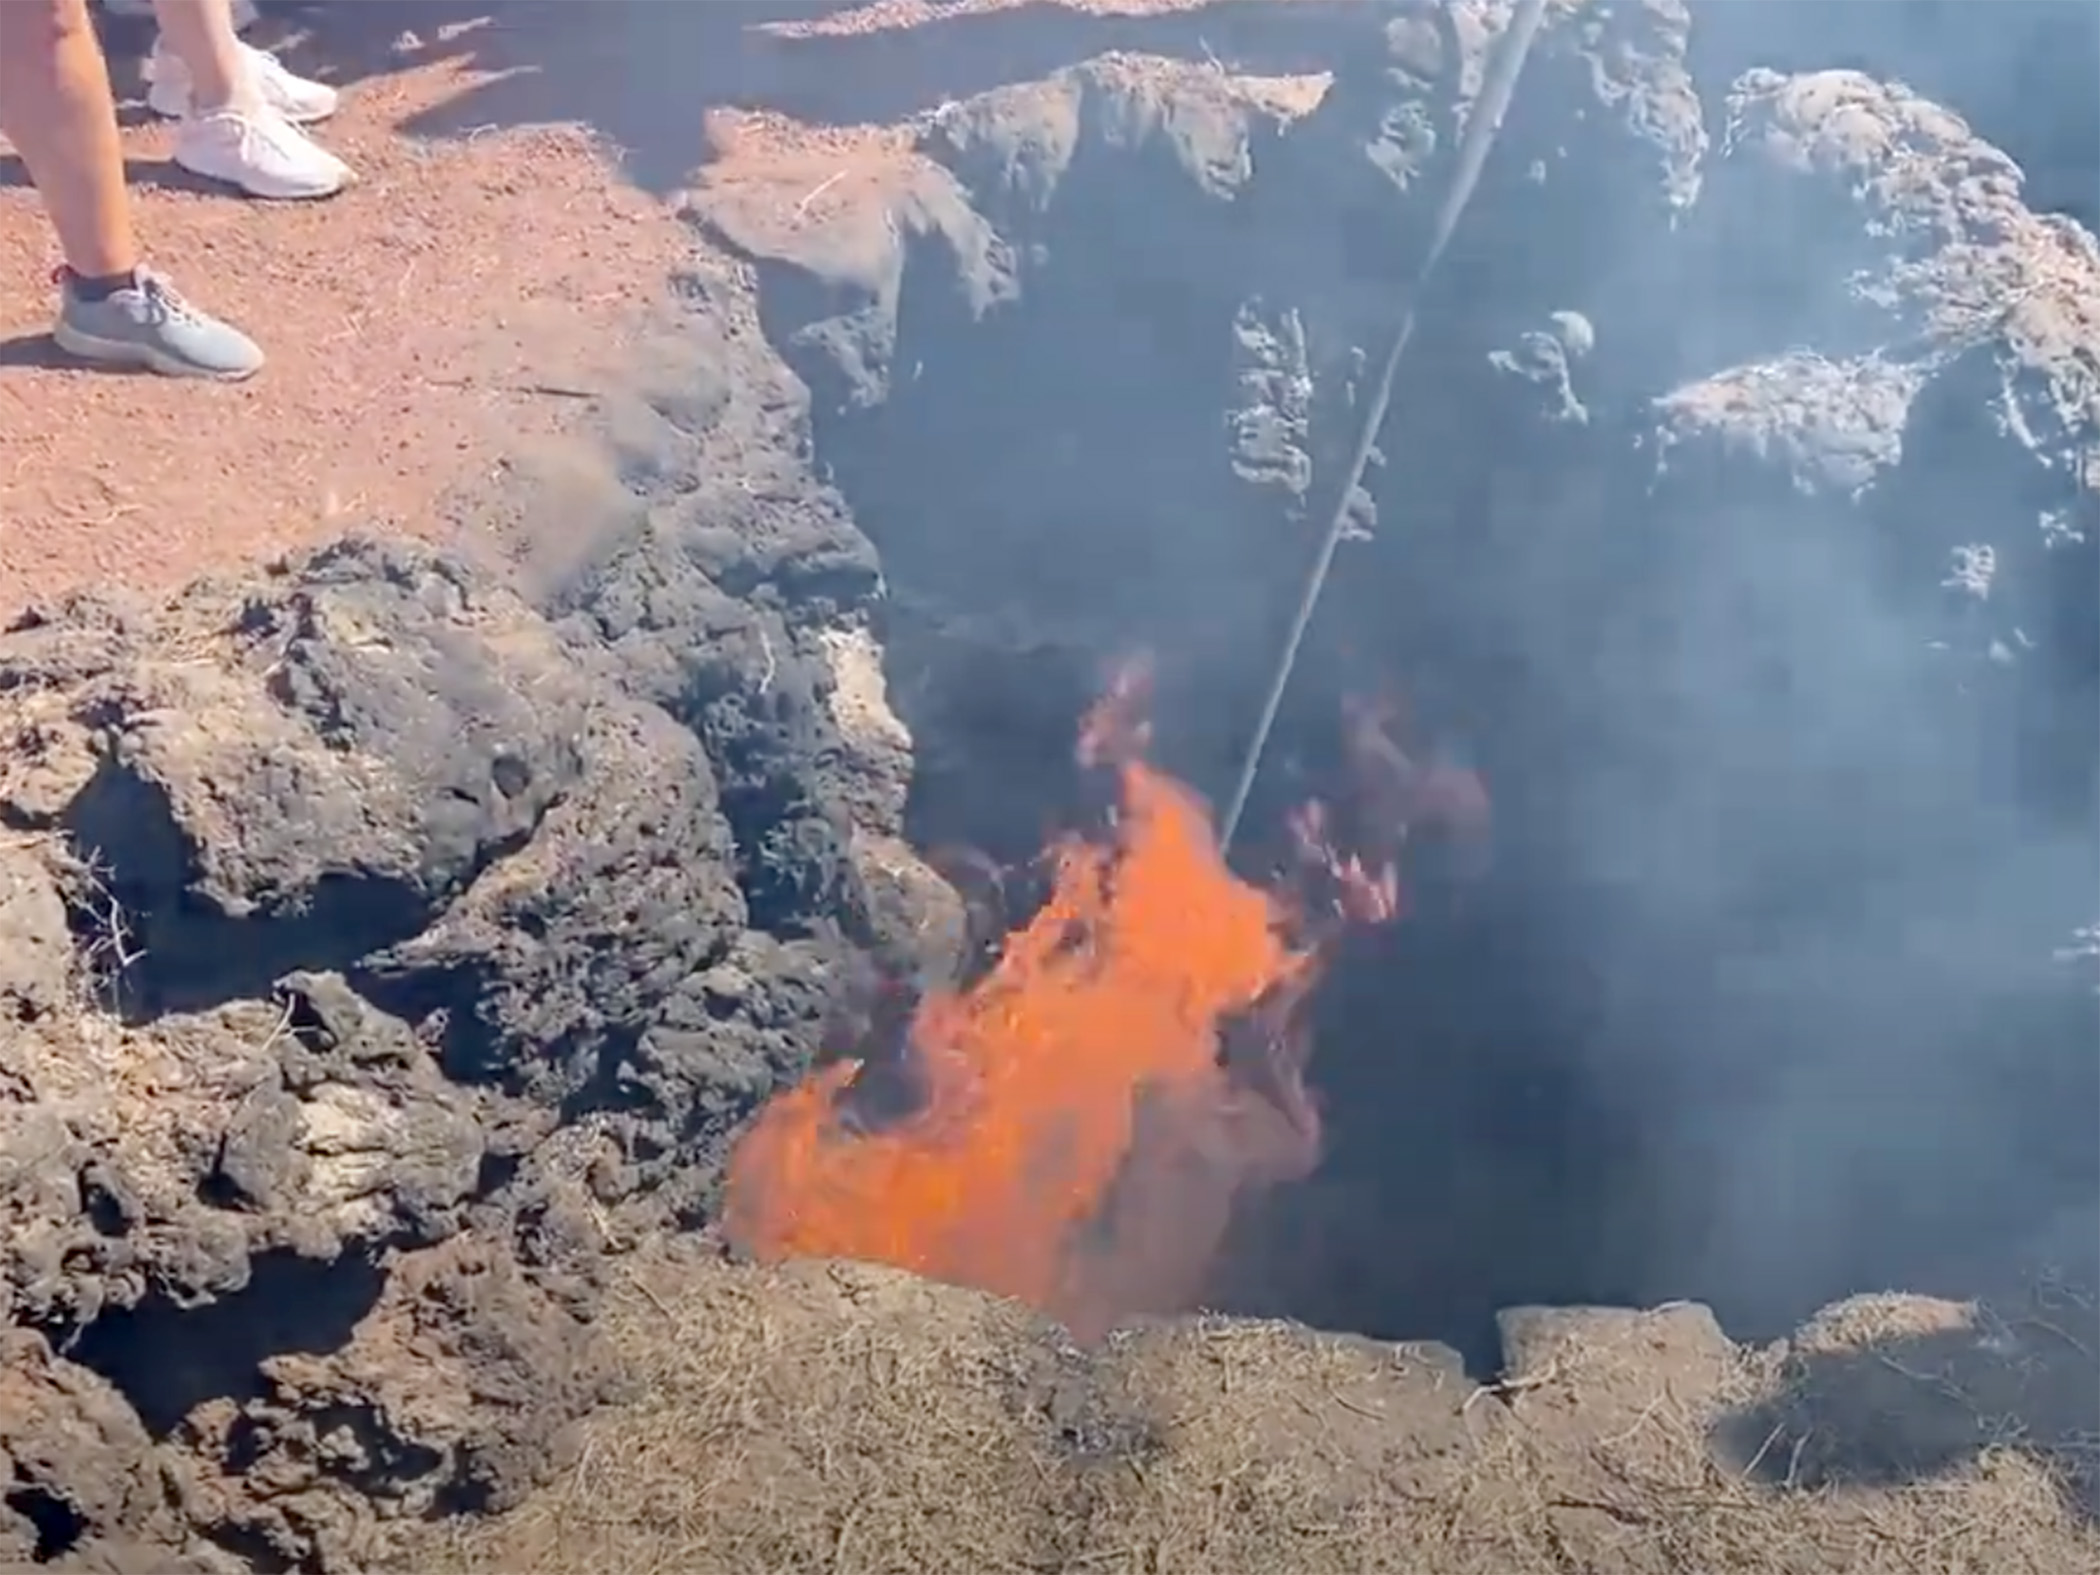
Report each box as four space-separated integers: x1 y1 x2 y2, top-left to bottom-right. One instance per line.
172 107 353 200
147 40 340 125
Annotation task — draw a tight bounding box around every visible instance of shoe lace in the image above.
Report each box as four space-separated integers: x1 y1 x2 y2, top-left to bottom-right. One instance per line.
235 107 320 160
135 272 211 329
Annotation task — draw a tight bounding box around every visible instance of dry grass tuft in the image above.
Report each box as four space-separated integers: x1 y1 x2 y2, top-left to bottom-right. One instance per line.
1074 1314 1545 1574
425 1244 1075 1575
407 1247 2100 1575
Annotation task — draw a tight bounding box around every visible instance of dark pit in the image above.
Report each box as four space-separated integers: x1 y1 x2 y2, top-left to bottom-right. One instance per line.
734 4 2100 1360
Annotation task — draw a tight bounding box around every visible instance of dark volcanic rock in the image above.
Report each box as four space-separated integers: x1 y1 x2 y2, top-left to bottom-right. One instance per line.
0 523 884 1568
0 539 778 1321
0 537 838 1217
545 255 948 976
164 1234 613 1570
0 1329 181 1567
352 696 745 1092
21 543 595 1018
0 840 73 1024
1690 0 2099 230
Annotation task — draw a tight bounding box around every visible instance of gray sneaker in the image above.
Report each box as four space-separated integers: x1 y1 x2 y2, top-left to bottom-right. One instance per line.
53 268 265 381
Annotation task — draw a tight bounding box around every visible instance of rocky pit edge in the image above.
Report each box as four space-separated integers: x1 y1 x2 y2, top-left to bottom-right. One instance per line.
3 2 2097 1571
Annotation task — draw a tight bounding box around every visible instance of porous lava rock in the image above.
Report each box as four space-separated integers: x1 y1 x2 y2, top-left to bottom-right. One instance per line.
0 517 910 1567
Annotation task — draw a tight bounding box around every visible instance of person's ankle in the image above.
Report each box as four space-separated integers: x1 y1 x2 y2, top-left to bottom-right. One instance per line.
65 268 142 302
186 73 265 119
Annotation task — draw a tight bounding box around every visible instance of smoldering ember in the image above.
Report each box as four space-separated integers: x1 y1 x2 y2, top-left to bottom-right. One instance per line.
2 2 2096 1572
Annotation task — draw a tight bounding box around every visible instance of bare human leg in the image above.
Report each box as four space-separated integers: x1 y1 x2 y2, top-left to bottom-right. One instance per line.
150 0 254 112
0 0 138 278
0 0 262 377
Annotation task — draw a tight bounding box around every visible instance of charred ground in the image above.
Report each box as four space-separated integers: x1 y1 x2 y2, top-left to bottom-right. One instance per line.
2 1 2097 1571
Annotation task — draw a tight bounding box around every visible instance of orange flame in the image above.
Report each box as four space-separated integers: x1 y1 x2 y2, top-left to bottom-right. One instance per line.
722 659 1461 1337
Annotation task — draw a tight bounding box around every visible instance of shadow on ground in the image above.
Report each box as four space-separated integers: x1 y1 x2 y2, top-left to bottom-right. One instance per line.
1714 1288 2100 1529
233 0 2100 214
262 0 1346 193
0 151 296 198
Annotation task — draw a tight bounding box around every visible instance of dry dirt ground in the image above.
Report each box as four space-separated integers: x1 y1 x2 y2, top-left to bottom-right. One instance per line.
0 0 1322 613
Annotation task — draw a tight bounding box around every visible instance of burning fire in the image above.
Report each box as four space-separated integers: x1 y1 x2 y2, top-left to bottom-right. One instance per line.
723 660 1485 1338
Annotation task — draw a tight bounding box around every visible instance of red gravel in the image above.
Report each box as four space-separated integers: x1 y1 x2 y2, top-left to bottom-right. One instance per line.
0 0 1285 615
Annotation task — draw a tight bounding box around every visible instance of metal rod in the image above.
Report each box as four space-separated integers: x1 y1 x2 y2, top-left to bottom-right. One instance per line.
1217 0 1553 853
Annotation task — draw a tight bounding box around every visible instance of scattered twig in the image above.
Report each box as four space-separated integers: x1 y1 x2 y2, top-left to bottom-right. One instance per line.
1547 1493 1654 1526
1601 1390 1670 1447
631 1275 679 1323
1326 1388 1383 1420
1464 1355 1564 1413
1875 1352 1969 1403
756 627 778 696
77 502 142 530
256 991 299 1057
2017 1315 2095 1358
1784 1426 1813 1490
1912 1511 1989 1560
96 885 143 971
796 169 847 217
423 374 598 401
1023 1547 1138 1571
1736 1418 1787 1482
831 1501 864 1572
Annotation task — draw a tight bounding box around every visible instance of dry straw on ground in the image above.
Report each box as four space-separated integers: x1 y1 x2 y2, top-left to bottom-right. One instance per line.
414 1240 2100 1575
